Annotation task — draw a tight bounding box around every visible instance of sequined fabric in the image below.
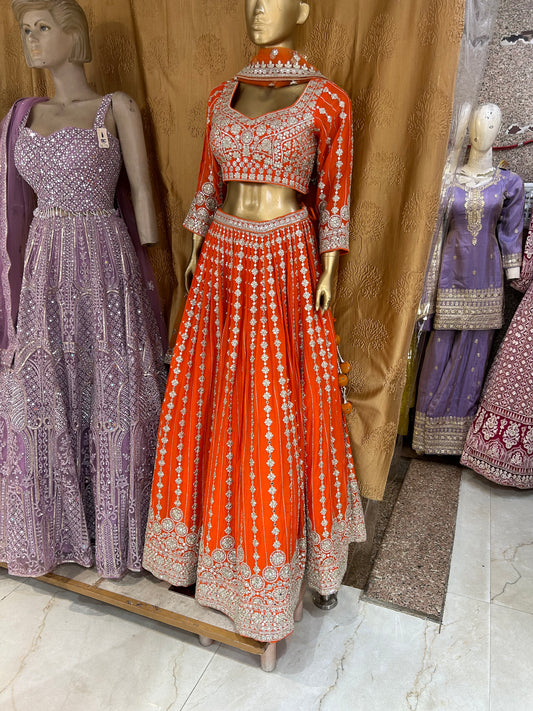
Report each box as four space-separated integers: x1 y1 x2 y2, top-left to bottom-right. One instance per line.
234 47 325 87
143 209 366 642
461 214 533 488
0 95 165 578
183 78 353 254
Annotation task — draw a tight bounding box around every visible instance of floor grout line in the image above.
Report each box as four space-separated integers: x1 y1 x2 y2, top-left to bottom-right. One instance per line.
178 642 221 711
0 572 23 604
490 601 533 618
445 589 491 605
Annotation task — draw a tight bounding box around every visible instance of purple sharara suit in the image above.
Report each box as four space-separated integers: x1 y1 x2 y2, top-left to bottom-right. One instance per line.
413 168 524 455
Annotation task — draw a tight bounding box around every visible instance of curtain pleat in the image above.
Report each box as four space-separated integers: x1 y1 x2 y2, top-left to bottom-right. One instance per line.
0 0 465 499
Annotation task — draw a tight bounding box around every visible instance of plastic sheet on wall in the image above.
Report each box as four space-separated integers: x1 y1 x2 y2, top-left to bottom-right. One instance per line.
398 0 501 436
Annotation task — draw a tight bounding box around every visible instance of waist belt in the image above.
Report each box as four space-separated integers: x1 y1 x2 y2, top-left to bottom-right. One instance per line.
34 206 117 218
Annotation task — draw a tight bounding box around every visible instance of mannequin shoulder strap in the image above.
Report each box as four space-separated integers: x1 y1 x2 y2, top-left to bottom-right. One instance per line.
93 94 113 129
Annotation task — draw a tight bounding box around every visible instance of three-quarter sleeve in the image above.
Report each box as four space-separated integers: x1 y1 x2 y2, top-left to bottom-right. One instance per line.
183 85 226 238
314 82 353 254
497 170 524 272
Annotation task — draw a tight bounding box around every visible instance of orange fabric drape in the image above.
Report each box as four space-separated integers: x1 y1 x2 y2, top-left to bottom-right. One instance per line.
0 0 465 499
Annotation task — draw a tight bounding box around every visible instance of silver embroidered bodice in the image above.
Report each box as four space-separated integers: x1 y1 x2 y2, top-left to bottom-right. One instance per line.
14 95 121 212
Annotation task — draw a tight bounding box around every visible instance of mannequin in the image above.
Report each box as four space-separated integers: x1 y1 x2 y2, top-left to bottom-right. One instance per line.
0 0 166 579
413 103 524 455
185 0 338 314
462 210 533 489
143 0 366 648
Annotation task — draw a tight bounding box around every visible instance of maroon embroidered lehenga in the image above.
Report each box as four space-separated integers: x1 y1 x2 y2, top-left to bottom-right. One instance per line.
461 213 533 488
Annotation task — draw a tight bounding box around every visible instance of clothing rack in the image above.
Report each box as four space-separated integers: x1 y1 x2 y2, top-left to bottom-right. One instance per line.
0 562 281 671
524 182 533 227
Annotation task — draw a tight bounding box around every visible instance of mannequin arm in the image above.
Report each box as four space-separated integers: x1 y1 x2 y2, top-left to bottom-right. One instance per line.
112 92 158 245
315 251 340 314
506 266 521 280
185 233 204 292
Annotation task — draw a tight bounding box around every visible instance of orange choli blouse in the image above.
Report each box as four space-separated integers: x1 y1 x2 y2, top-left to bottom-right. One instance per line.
183 77 353 254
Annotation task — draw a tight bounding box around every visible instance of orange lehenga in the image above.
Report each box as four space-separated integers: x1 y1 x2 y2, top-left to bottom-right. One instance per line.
143 48 366 642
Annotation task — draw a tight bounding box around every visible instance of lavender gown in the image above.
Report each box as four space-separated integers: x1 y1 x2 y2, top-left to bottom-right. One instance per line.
0 95 165 578
413 169 524 455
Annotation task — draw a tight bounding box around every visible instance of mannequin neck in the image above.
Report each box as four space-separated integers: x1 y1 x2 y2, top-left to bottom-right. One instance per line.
261 39 295 50
463 146 494 176
46 61 96 105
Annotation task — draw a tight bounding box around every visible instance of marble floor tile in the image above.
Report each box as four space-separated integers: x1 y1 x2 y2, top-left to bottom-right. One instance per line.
447 469 491 602
490 605 533 711
0 569 22 602
490 485 533 615
0 579 218 711
181 587 364 711
182 589 490 711
490 484 533 556
320 592 490 711
491 543 533 615
2 467 532 711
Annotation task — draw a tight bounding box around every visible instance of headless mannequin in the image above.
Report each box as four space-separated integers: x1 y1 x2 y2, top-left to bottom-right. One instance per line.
19 6 157 245
186 0 339 314
456 103 519 280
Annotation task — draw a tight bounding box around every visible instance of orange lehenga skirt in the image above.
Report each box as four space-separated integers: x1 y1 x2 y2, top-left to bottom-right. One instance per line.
142 208 366 642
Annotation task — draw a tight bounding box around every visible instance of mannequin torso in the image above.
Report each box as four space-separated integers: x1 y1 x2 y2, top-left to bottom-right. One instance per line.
143 0 365 644
413 103 525 456
230 81 307 119
18 6 157 245
186 0 341 312
0 0 166 580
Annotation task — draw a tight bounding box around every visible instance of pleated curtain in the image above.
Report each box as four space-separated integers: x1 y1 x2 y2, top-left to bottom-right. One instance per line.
0 0 465 499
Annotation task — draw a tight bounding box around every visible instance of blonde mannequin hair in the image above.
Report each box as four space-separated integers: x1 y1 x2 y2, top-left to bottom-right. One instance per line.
12 0 91 65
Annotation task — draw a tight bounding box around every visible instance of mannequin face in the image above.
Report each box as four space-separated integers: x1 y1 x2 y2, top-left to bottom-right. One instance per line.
21 9 75 68
245 0 310 48
468 104 502 152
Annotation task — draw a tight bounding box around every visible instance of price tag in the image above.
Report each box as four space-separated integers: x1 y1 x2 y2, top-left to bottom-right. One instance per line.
97 127 110 149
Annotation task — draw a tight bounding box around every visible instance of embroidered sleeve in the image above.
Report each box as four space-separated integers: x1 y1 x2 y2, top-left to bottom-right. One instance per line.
314 82 353 254
512 212 533 293
497 171 524 271
183 86 226 238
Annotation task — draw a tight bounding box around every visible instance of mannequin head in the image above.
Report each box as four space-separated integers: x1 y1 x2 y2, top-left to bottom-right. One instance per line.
245 0 310 48
12 0 91 67
468 103 502 152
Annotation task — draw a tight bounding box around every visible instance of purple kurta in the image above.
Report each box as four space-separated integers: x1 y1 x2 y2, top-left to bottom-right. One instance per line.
413 169 524 455
0 96 167 578
461 213 533 488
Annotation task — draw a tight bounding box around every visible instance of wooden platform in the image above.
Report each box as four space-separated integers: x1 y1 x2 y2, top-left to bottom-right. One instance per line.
0 562 267 657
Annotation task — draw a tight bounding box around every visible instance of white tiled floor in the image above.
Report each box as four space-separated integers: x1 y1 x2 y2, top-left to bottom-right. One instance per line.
1 469 532 711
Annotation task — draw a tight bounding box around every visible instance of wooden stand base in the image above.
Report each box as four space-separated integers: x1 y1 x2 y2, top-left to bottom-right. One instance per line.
0 562 279 669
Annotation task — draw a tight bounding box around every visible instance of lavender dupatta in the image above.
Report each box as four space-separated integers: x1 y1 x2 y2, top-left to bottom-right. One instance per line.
0 97 167 368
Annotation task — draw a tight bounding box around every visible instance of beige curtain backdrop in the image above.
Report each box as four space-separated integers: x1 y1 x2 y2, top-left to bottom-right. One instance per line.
0 0 464 500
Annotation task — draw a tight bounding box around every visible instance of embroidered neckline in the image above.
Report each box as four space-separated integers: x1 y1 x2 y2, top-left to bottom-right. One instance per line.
227 78 315 120
454 167 501 190
235 47 324 87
